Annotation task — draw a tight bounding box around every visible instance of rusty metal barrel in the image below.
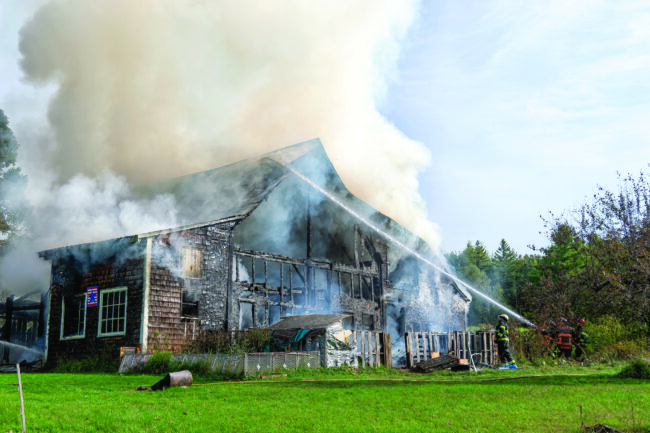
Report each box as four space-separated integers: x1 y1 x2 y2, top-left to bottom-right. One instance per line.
151 370 193 391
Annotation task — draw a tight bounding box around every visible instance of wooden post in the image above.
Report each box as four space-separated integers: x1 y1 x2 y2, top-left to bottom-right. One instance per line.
280 263 284 303
447 331 451 354
404 333 412 369
383 333 392 369
375 332 381 367
264 260 268 298
357 332 366 367
17 363 26 433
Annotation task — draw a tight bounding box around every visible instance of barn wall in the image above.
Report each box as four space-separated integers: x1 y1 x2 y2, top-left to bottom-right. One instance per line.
46 258 145 366
231 249 388 331
146 222 234 352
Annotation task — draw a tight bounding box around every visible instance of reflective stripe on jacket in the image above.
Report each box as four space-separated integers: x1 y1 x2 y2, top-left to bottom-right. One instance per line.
557 325 572 349
496 322 509 342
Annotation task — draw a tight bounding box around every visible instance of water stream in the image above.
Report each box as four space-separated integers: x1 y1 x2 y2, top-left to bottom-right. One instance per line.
279 161 537 328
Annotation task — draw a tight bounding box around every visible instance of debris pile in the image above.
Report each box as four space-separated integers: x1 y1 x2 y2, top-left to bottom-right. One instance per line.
412 354 465 372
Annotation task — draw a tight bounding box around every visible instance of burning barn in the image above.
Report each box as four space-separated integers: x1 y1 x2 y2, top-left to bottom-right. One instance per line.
38 139 470 364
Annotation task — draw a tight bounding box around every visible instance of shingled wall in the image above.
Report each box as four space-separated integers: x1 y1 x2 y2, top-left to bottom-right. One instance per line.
147 264 184 352
46 257 145 366
146 222 234 352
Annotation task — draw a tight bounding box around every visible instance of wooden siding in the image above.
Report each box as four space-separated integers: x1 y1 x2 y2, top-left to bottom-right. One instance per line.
46 258 145 366
147 265 185 352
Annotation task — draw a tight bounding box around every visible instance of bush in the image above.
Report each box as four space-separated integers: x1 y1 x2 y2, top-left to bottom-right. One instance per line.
233 329 271 353
139 351 171 375
587 316 649 361
509 327 562 363
617 359 650 379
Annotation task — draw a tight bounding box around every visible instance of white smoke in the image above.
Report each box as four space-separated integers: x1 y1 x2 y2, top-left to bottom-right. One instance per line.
2 0 445 294
16 0 438 246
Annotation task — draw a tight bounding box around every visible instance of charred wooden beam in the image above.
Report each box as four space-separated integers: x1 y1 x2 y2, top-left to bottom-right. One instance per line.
235 249 382 277
354 225 360 269
306 192 312 260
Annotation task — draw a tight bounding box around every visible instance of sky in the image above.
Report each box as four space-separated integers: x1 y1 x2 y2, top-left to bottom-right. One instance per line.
382 1 650 254
1 0 650 261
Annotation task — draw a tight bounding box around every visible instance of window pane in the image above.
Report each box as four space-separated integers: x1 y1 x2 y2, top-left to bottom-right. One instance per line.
239 302 253 330
342 273 352 297
99 288 127 336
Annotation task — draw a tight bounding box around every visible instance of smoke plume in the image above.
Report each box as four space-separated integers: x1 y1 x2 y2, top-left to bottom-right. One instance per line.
3 0 445 294
16 0 438 245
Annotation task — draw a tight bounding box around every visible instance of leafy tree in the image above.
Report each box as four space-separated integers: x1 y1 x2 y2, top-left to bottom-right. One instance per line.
0 109 26 253
574 170 650 326
520 169 650 332
519 223 588 323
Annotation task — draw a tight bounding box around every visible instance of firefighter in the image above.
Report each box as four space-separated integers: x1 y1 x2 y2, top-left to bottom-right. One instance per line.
541 321 558 357
556 318 573 358
496 314 517 369
573 318 588 360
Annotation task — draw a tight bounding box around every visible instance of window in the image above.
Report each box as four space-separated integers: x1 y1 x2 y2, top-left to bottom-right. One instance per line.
181 290 199 318
61 294 86 340
239 302 253 330
341 273 352 297
342 315 354 330
255 304 266 328
269 305 281 326
362 314 374 331
182 247 203 279
98 287 127 337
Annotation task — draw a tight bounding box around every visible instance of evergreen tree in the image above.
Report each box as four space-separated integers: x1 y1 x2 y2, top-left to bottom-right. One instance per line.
493 239 520 309
447 241 500 325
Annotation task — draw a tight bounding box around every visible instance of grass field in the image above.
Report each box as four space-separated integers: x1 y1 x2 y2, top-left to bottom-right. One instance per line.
1 364 649 433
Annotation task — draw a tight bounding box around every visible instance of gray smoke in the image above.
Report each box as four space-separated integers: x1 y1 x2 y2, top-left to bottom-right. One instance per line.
14 0 439 248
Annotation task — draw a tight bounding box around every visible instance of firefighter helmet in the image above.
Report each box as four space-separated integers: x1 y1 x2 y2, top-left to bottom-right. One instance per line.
549 321 557 327
498 314 509 322
561 317 568 323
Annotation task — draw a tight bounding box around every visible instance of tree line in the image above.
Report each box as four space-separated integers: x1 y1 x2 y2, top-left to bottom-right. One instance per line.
447 169 650 340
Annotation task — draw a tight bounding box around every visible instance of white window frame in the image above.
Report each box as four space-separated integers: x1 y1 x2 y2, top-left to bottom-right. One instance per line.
98 286 128 337
60 293 87 340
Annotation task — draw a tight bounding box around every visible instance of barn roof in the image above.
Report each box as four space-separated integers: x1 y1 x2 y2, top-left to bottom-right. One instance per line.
134 138 433 252
135 139 343 225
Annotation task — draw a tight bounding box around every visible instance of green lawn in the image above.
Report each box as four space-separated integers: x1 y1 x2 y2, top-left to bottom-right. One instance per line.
1 365 648 432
